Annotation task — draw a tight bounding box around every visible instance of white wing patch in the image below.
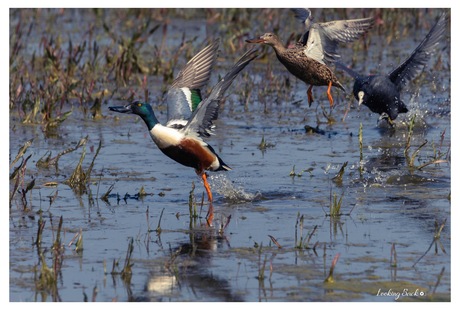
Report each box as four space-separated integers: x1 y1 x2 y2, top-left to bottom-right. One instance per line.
180 87 193 111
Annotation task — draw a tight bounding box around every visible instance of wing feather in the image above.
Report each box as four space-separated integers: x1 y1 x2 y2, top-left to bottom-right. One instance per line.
389 12 447 91
184 49 258 137
166 39 220 122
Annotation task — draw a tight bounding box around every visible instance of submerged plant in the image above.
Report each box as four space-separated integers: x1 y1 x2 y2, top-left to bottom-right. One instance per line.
34 252 60 300
155 208 165 234
331 161 348 184
188 181 198 220
328 191 344 217
268 235 282 249
121 238 134 283
404 115 449 171
390 243 397 268
258 135 275 151
9 151 34 210
289 165 313 177
36 136 88 170
294 213 318 250
257 242 267 281
10 138 33 167
324 253 341 283
413 219 447 267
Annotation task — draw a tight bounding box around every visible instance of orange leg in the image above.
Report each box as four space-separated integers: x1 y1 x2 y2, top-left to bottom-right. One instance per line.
326 81 334 107
201 172 213 202
201 172 214 226
307 85 314 106
206 203 214 227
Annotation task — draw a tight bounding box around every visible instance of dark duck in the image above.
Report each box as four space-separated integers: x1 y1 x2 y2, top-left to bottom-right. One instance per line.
336 12 447 125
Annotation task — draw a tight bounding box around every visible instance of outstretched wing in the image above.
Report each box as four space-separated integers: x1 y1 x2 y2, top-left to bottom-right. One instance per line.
184 49 258 137
166 39 220 123
389 12 447 91
304 16 374 64
291 8 313 45
291 8 312 28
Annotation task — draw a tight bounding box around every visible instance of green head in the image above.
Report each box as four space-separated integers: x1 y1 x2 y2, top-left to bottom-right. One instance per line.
109 101 159 130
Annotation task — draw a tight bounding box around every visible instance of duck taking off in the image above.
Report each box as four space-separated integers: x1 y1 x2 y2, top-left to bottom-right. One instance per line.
336 12 447 125
246 9 374 107
110 41 258 225
247 32 345 107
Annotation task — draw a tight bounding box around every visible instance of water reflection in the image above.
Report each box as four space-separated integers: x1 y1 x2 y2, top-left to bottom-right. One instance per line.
140 229 245 302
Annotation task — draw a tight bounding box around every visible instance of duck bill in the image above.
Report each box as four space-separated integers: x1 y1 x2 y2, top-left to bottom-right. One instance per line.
357 91 364 106
245 38 265 44
109 104 133 114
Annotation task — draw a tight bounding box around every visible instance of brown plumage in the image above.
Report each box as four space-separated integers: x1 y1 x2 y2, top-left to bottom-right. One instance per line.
247 33 345 107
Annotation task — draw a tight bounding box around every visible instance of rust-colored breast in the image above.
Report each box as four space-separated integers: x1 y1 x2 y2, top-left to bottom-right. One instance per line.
160 138 216 173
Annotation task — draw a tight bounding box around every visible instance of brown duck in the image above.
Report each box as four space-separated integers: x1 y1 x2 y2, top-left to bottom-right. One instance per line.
247 32 345 107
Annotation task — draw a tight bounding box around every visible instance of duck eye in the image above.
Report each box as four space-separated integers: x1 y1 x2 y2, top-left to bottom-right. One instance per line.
137 102 142 107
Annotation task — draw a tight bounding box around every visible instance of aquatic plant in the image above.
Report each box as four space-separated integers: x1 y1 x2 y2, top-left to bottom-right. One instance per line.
413 218 447 267
328 191 344 217
36 136 88 170
404 114 449 170
257 242 267 281
289 165 313 177
331 161 348 184
69 229 84 253
188 181 198 219
324 253 340 283
155 208 165 234
258 135 275 151
294 213 319 250
268 234 282 249
9 143 34 210
65 140 102 194
102 18 159 86
390 243 397 268
121 238 134 283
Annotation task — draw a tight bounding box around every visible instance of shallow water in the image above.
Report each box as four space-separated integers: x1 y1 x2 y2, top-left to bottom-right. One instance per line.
9 8 450 302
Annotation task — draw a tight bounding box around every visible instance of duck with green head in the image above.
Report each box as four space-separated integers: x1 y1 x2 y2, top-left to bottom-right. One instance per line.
110 41 257 225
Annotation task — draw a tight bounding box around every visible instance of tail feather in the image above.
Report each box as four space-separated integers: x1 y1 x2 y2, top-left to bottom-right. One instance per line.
207 143 231 171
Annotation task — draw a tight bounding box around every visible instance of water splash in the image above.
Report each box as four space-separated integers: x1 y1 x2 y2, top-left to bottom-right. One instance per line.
210 174 261 203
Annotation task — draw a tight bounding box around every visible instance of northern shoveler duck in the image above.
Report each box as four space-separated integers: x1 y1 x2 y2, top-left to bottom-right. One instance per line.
110 42 258 225
246 32 345 107
246 9 374 107
335 12 447 125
